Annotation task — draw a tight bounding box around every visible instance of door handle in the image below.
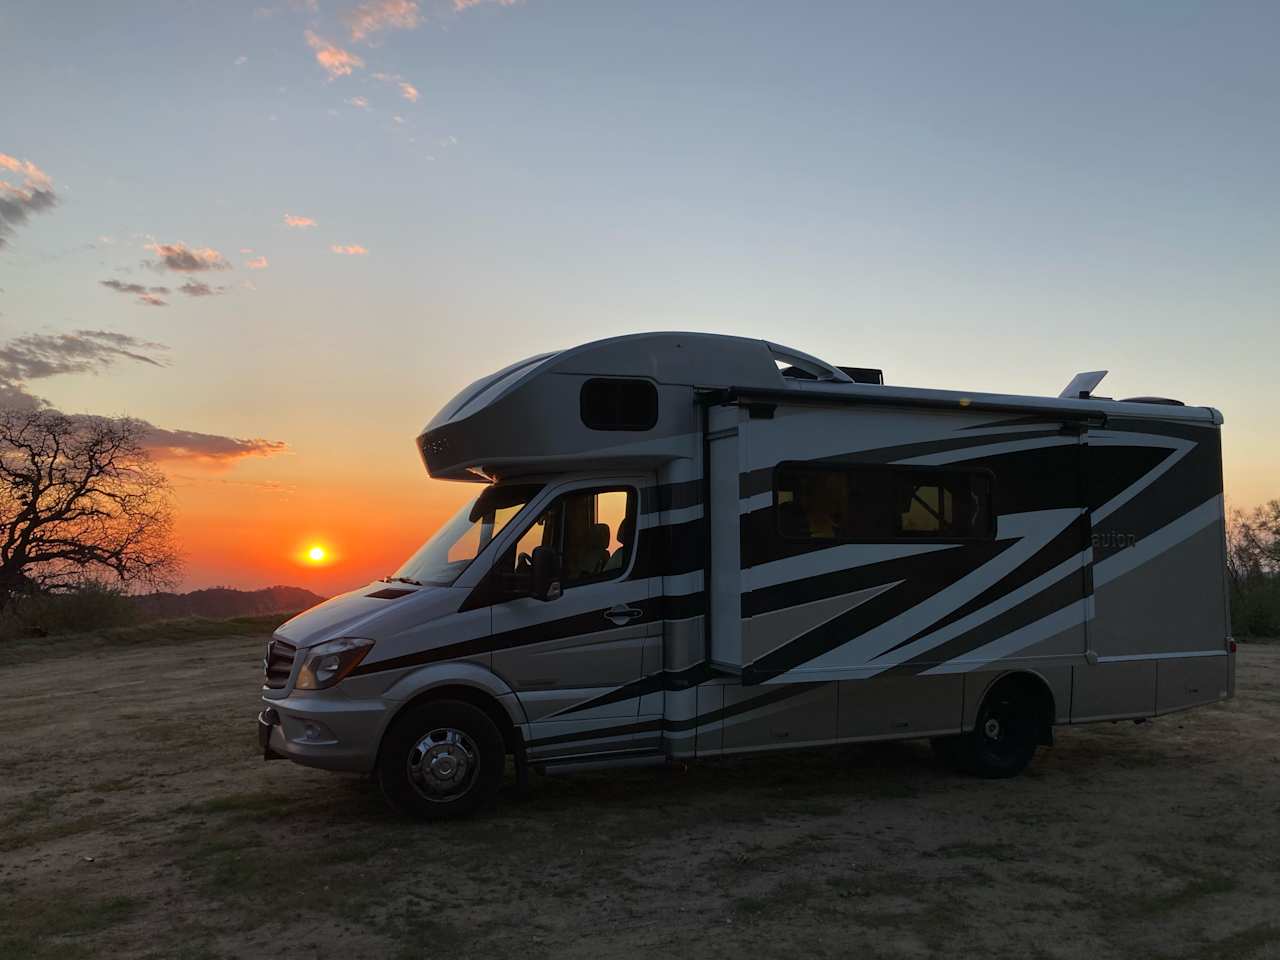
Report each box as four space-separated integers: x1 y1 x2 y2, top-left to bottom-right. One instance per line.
603 604 643 626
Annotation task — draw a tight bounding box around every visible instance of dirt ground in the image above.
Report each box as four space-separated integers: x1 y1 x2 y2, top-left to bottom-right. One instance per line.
2 627 1278 960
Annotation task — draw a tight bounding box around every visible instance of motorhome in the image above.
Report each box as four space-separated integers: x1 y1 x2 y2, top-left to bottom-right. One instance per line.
259 332 1234 819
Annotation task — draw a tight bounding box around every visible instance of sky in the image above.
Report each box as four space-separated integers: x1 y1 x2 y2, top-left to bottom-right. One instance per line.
1 0 1277 596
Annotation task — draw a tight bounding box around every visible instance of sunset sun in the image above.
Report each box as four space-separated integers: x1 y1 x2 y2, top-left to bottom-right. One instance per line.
306 545 327 563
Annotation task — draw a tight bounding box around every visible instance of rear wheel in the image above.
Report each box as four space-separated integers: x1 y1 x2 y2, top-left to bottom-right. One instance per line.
378 700 505 819
957 681 1041 779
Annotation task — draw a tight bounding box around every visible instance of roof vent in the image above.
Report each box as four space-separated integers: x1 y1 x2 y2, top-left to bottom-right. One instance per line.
1119 396 1185 406
1058 370 1108 399
838 366 884 385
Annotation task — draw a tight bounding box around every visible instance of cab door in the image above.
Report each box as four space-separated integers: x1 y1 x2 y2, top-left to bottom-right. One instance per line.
490 479 651 755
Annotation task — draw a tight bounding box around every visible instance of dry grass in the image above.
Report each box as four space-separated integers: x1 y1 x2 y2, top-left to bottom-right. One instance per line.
1 630 1278 959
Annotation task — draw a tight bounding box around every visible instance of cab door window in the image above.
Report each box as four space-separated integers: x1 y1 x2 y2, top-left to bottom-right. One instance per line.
560 488 635 586
492 486 637 596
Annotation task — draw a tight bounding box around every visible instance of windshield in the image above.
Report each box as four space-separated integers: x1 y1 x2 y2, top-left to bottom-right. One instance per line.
391 483 543 587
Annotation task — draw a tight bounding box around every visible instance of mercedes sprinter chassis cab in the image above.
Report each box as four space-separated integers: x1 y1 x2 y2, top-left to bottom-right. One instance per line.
259 332 1234 819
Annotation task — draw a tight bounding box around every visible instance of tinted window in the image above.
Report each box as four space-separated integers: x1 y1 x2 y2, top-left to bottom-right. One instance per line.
894 470 993 538
775 464 993 541
580 379 658 431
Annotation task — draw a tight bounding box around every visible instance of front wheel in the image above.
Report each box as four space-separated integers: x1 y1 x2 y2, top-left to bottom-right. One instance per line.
956 682 1041 779
378 700 505 819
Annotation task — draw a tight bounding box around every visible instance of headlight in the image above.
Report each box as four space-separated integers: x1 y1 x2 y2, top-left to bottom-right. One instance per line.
295 637 375 690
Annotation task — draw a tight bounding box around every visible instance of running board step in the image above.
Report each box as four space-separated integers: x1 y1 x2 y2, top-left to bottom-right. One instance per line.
536 752 668 776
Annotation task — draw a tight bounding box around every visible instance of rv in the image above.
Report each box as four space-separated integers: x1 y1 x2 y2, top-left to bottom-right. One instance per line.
259 333 1234 819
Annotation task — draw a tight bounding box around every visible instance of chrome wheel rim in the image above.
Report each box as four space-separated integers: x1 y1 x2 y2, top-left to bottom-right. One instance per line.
407 727 480 803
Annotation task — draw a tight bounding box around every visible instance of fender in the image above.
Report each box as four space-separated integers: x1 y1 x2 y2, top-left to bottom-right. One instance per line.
380 660 530 731
963 665 1068 740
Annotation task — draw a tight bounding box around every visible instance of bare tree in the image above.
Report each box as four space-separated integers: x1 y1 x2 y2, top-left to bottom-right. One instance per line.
1226 501 1280 589
0 409 181 610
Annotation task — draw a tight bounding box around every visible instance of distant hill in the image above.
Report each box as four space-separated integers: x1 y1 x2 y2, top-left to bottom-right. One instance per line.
131 586 326 622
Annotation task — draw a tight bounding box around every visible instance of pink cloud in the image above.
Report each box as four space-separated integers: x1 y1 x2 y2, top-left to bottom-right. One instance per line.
246 255 269 270
346 95 370 109
372 72 420 103
304 30 365 79
0 154 53 190
143 242 231 272
0 153 57 249
453 0 519 9
282 214 316 228
344 0 420 42
143 427 288 464
138 293 169 307
330 244 368 255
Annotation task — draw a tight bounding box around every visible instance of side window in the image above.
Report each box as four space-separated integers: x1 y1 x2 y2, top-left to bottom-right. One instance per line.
775 464 992 542
774 465 892 541
894 470 993 539
897 477 953 536
492 486 637 596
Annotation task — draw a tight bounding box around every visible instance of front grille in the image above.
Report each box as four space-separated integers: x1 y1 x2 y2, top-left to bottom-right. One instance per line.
263 638 297 689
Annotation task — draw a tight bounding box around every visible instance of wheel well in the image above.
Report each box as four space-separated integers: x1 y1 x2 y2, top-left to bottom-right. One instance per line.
985 671 1056 745
383 684 524 761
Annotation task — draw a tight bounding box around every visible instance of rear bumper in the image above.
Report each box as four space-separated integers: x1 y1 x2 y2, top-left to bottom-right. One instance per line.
257 690 390 773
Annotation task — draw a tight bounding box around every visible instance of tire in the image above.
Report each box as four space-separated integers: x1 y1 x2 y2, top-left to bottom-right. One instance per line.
956 682 1041 779
378 700 505 820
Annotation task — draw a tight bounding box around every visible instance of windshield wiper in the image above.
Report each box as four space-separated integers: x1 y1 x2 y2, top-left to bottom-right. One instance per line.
381 575 423 586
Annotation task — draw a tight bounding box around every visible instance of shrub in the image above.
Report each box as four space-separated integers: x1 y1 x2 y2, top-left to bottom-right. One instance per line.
0 581 140 641
1231 576 1280 638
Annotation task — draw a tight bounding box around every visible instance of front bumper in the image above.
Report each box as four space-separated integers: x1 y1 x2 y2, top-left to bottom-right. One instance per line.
257 690 390 773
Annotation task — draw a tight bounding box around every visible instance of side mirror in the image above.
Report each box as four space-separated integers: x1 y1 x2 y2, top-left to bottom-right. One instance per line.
529 545 562 602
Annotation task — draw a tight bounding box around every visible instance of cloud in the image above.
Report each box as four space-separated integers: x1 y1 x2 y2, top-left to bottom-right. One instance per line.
305 30 364 78
178 280 226 297
0 330 168 409
0 154 58 250
372 71 419 102
344 0 420 42
170 473 297 496
283 214 316 228
453 0 519 10
234 55 249 65
99 280 171 306
143 242 231 272
346 95 370 109
330 244 368 255
0 328 288 463
100 279 171 296
141 427 288 464
246 255 269 270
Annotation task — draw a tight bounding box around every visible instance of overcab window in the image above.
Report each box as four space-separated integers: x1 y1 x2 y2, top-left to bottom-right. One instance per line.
775 463 994 542
580 379 659 431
